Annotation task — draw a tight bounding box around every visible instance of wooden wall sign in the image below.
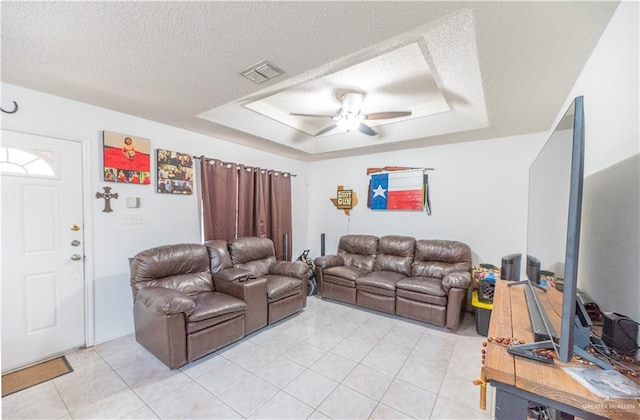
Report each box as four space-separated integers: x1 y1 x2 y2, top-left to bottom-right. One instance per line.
331 185 358 215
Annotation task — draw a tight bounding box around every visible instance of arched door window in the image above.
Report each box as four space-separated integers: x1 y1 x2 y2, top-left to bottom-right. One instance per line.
0 146 55 176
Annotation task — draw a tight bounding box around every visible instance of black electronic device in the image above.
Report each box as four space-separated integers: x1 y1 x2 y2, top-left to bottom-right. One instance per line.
507 346 555 364
508 97 612 370
500 253 521 281
602 312 638 354
320 233 325 256
526 255 541 285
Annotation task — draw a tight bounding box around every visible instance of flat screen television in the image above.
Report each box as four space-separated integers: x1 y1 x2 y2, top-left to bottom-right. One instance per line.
518 96 609 367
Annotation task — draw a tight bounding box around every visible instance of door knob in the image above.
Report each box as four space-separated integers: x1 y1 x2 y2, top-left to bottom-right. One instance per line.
70 254 82 261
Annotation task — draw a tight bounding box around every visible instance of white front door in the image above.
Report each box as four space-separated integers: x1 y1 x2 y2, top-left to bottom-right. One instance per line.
1 129 85 372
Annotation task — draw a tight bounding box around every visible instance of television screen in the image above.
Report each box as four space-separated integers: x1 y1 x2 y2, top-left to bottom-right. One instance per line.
526 96 585 363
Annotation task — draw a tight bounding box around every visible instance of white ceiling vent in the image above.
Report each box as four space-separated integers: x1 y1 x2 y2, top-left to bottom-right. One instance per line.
240 60 283 84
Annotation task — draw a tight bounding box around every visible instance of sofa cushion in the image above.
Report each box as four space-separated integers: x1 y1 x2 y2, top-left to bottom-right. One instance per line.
374 235 415 276
324 265 370 282
396 277 446 297
187 292 247 322
130 244 213 298
412 240 472 278
266 275 302 300
228 237 276 276
229 237 276 264
357 271 407 291
337 235 378 272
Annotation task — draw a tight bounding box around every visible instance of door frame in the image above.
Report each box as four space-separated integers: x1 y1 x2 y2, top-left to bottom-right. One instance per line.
2 122 96 348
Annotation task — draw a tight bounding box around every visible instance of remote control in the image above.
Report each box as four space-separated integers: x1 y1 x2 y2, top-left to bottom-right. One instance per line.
507 346 555 364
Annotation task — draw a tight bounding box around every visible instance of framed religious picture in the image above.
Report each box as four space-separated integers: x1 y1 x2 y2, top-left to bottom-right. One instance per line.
156 149 193 195
103 131 151 184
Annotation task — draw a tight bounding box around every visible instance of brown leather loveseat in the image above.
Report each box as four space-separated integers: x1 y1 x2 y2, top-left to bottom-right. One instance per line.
130 238 307 369
314 235 471 330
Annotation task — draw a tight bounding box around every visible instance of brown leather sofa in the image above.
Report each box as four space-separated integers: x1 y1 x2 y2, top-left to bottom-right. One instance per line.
314 235 472 330
130 238 308 369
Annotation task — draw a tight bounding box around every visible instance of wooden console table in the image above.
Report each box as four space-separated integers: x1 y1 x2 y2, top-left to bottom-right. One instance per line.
482 280 640 419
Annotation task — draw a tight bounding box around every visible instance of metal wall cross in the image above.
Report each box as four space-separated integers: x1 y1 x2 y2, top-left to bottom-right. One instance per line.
96 186 118 212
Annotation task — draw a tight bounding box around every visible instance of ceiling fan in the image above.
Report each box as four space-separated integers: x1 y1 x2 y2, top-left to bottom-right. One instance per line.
290 92 412 137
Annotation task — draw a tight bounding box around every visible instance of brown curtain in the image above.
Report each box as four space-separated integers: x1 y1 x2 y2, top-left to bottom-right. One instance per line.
200 158 237 241
269 171 292 261
200 158 293 260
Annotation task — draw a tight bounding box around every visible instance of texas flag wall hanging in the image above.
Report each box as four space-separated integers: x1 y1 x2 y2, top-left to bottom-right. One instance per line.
368 168 431 213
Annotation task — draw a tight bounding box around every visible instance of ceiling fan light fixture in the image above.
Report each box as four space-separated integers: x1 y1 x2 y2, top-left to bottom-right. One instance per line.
336 114 364 131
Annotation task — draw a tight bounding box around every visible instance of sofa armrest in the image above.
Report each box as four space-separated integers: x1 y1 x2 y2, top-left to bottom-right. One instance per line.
269 261 308 279
136 287 195 315
213 267 255 283
313 255 344 269
442 271 471 293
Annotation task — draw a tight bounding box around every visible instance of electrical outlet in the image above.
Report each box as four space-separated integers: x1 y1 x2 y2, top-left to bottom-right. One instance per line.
122 213 145 224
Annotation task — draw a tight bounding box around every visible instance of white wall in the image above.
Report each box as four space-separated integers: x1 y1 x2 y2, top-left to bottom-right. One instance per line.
306 133 545 265
560 1 640 324
1 83 309 344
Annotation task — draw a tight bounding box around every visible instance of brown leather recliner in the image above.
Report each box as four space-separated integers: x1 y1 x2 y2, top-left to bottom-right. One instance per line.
227 237 308 325
130 243 248 369
396 239 471 330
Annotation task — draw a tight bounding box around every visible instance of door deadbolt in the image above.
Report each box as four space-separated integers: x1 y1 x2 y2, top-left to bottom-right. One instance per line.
71 240 81 246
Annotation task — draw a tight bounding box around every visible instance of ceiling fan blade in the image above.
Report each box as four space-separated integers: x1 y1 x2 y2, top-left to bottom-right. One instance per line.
365 111 412 120
290 113 335 119
357 123 376 136
314 123 338 136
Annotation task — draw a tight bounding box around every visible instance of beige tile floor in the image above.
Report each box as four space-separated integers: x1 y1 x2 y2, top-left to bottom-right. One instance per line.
2 296 496 419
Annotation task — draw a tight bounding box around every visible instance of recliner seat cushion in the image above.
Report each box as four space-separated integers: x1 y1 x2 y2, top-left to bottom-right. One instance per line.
324 266 369 282
187 292 247 322
396 277 446 296
357 271 407 291
266 275 302 300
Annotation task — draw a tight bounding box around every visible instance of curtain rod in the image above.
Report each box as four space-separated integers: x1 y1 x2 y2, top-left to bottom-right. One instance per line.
194 155 297 177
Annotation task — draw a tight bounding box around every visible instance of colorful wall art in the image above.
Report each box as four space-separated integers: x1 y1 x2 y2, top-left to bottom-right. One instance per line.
368 168 429 212
156 149 194 195
103 131 151 184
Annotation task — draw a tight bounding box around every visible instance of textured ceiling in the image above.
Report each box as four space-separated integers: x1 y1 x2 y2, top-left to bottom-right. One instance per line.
0 1 619 161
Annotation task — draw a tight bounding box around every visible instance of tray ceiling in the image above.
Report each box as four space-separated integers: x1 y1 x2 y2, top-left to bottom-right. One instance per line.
1 1 620 161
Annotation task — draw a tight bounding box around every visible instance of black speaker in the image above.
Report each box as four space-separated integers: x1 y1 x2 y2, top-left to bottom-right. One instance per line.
282 233 288 261
500 253 521 281
320 233 325 256
526 255 541 284
602 312 638 354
